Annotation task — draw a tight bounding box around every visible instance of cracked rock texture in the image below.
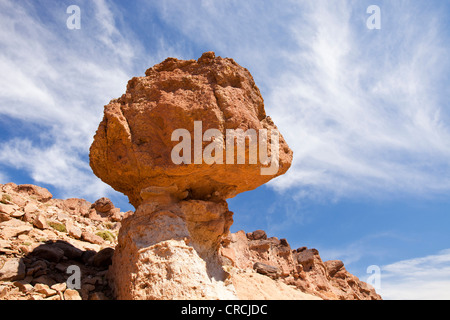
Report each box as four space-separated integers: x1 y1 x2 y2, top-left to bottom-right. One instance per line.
86 52 380 300
0 54 380 301
89 52 294 300
0 183 127 300
0 183 381 300
89 51 293 208
221 230 382 300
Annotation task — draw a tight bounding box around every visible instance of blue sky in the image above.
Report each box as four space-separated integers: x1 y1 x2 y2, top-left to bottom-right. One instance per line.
1 0 450 299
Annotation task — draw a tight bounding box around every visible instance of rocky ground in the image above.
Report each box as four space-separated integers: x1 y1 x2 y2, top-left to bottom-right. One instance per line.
0 182 130 300
221 230 381 300
0 182 381 300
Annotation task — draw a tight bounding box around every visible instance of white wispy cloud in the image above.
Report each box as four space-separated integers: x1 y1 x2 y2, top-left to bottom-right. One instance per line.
148 0 450 201
0 170 7 184
0 0 145 200
2 0 450 206
317 230 407 267
1 0 448 300
264 1 450 200
379 249 450 300
0 138 110 199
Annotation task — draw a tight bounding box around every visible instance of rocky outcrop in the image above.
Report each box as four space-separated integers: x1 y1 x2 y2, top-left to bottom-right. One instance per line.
110 197 236 299
86 52 381 300
90 51 293 208
220 230 381 300
89 52 294 300
0 53 381 301
0 183 129 300
0 182 381 300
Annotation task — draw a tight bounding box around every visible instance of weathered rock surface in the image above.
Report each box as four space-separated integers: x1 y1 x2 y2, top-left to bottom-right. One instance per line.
0 53 381 301
0 183 128 300
0 182 381 300
0 258 25 281
219 230 382 300
110 196 236 299
230 271 320 300
86 52 381 300
90 51 293 208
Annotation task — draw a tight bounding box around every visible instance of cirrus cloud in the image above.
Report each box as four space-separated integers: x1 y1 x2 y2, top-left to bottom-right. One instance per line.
379 249 450 300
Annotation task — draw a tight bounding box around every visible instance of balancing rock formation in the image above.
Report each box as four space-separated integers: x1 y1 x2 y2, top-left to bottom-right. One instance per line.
89 51 292 299
89 52 380 300
90 51 292 208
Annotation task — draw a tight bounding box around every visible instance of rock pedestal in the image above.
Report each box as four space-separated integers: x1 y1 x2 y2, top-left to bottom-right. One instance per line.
110 188 235 299
89 51 292 208
90 52 293 300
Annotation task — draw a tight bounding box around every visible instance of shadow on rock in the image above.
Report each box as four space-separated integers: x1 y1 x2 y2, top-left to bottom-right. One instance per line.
18 240 114 300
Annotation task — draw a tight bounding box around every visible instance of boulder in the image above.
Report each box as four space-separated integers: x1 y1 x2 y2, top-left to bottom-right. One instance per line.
324 260 345 277
53 241 83 261
0 203 15 216
93 197 114 214
64 288 82 300
251 230 267 240
34 283 57 297
297 248 320 271
65 220 82 239
62 198 92 216
32 244 65 263
89 52 293 300
90 51 292 208
81 250 97 264
0 258 26 281
0 212 11 222
81 232 104 245
24 202 38 215
14 184 52 203
91 247 114 269
253 262 281 279
51 282 67 292
1 221 33 239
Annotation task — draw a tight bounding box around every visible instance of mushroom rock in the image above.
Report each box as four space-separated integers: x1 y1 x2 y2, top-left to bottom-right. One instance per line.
90 51 292 208
89 52 293 300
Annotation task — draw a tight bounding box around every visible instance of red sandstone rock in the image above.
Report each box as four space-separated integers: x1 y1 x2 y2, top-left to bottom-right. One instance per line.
86 52 380 300
93 198 114 214
0 182 381 300
219 230 382 300
90 51 293 208
14 184 52 203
